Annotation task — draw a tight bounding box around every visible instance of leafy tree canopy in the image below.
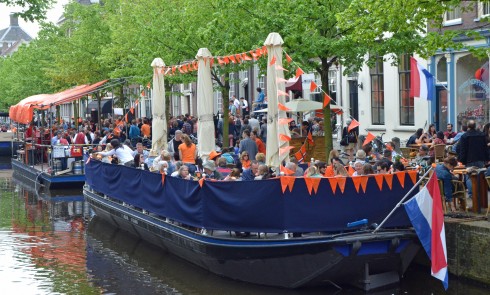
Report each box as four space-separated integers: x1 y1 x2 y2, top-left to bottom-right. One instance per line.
1 0 54 22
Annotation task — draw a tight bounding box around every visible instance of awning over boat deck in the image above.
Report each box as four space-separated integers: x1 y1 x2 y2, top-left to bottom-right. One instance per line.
87 99 113 114
9 80 108 124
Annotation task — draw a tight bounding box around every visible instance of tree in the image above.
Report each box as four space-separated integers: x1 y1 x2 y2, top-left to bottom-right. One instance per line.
1 0 54 22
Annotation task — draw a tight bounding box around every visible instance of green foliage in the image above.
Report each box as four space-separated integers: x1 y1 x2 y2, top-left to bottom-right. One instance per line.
1 0 54 22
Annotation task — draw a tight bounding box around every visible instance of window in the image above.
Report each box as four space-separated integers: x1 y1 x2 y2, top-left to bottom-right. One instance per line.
484 2 490 16
370 57 384 125
214 89 223 114
399 54 414 126
444 6 461 26
328 69 337 94
229 72 236 98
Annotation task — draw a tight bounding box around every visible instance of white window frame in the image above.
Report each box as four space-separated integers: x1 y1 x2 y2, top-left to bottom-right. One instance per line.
443 6 462 26
229 72 236 98
477 1 490 19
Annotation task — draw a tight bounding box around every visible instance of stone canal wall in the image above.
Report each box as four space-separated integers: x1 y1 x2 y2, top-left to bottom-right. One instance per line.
446 219 490 285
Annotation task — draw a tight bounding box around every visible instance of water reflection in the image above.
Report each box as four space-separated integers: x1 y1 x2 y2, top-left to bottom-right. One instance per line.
0 176 489 294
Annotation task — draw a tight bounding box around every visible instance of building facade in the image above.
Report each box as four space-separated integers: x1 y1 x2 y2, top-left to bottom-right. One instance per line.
0 14 32 57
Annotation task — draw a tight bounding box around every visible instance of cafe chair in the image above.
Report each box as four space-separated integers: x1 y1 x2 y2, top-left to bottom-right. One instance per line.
400 147 418 159
431 144 446 163
438 179 467 213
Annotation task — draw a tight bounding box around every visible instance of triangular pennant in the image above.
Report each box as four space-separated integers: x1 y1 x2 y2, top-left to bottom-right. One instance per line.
242 53 252 61
278 118 294 125
279 133 291 141
223 56 230 64
179 65 185 73
277 89 290 97
408 170 418 185
262 45 267 54
198 177 205 188
275 64 288 71
269 55 276 65
310 81 318 92
351 176 362 193
147 82 151 89
304 177 321 195
323 93 331 108
141 90 145 97
229 55 237 63
218 57 225 65
280 176 296 193
363 132 376 147
333 108 343 115
295 67 305 78
337 177 347 194
384 173 394 190
360 176 369 193
328 177 338 194
374 174 384 190
280 165 295 176
286 53 292 63
235 54 242 63
278 103 291 111
210 58 214 67
279 146 294 155
276 77 288 83
395 171 406 188
250 50 258 60
193 61 198 70
172 66 176 74
161 173 165 186
348 165 355 176
348 119 360 132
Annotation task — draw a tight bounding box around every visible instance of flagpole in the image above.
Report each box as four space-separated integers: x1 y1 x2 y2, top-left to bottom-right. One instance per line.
372 167 434 233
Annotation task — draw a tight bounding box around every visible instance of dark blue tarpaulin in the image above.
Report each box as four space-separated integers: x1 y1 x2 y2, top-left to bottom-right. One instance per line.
86 160 416 233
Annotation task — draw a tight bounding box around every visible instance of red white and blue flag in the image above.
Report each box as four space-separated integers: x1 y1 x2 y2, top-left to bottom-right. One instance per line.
410 57 435 101
404 173 448 290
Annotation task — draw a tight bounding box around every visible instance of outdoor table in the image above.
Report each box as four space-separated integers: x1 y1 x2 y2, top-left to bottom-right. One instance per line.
408 142 433 148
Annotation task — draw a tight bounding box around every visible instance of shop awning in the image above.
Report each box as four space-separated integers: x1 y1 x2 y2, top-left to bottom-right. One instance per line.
87 99 113 114
9 80 108 124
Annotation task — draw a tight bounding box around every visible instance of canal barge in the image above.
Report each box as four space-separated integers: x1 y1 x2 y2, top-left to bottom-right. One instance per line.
84 160 422 291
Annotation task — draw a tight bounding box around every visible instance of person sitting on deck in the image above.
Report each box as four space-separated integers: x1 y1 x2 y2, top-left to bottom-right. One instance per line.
333 162 348 177
133 153 149 170
352 160 364 176
241 160 259 181
216 157 232 177
174 165 191 180
363 163 375 175
305 166 323 178
255 164 272 180
289 157 304 176
376 161 391 174
239 151 251 170
95 139 134 166
435 156 459 212
202 160 223 180
224 168 241 181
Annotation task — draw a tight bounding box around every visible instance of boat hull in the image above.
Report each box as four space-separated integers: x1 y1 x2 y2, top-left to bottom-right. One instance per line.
12 158 85 189
84 187 420 290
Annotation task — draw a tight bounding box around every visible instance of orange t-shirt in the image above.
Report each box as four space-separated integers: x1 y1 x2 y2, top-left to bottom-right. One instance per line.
179 143 196 164
255 138 266 155
141 124 151 137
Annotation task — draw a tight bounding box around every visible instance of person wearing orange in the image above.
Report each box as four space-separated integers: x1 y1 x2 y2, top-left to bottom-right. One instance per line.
240 151 251 170
141 118 151 138
251 130 266 155
178 134 197 175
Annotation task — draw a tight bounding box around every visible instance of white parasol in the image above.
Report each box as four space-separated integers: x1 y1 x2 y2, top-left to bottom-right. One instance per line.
150 58 167 157
264 33 290 168
196 48 215 161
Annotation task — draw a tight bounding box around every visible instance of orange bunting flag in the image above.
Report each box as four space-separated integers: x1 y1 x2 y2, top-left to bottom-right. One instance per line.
218 57 225 66
256 48 262 57
242 53 252 61
235 54 242 63
277 89 290 97
280 176 296 193
374 174 384 190
269 55 276 66
262 45 267 54
223 56 230 64
363 132 376 147
323 93 331 108
347 118 360 132
193 61 198 70
280 165 295 176
279 146 294 155
395 171 406 188
229 55 237 63
360 176 369 193
147 82 151 89
408 170 418 185
333 108 344 115
351 176 362 193
275 64 288 71
279 134 291 142
276 77 288 83
278 103 291 111
198 177 205 188
210 58 215 67
310 81 318 92
172 66 176 74
304 177 321 195
161 173 165 186
337 177 347 193
328 177 338 194
278 118 294 125
141 90 146 97
384 174 394 190
286 53 292 63
250 50 258 60
295 67 305 78
179 66 185 74
348 165 355 176
307 131 314 145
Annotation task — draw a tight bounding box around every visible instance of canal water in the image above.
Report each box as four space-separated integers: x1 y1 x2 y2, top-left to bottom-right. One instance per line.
0 158 488 294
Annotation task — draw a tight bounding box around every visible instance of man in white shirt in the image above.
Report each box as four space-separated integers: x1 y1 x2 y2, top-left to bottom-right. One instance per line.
240 97 249 119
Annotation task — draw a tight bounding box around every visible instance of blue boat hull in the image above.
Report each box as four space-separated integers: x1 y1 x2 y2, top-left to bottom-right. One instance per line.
12 158 85 189
84 187 420 290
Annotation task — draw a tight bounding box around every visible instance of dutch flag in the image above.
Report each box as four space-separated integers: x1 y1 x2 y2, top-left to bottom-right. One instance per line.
410 57 435 101
404 173 448 290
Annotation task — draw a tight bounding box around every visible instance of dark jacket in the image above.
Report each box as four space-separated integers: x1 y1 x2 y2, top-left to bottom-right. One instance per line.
435 164 454 201
457 129 488 165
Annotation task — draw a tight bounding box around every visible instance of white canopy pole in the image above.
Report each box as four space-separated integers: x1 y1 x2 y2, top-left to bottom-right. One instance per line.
150 58 167 156
196 48 215 161
265 33 290 168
